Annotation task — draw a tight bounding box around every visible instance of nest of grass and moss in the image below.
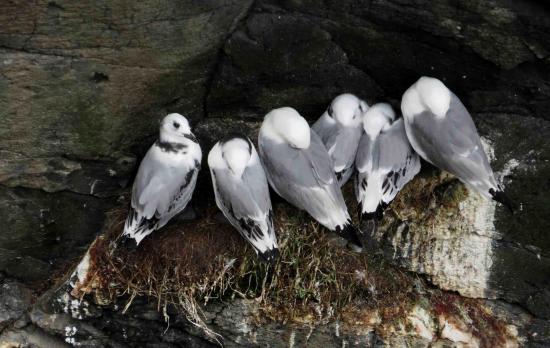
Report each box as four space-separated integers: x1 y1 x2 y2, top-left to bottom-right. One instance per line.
68 170 509 345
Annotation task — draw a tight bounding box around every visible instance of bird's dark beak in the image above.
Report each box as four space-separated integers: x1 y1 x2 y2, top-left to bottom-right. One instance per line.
184 133 197 142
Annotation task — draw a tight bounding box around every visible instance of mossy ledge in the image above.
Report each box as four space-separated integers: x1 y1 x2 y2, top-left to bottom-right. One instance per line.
60 171 517 346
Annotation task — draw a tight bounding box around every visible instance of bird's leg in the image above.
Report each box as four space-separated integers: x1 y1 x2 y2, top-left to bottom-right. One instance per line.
173 206 198 222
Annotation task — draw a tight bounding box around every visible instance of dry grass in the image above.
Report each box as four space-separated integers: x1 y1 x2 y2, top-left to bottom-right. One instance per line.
69 172 510 345
72 195 415 340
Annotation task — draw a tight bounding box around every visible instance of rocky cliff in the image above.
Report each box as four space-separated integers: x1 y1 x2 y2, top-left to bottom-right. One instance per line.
1 0 549 347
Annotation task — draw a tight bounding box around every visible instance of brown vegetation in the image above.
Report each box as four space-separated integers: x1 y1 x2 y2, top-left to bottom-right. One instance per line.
68 175 510 345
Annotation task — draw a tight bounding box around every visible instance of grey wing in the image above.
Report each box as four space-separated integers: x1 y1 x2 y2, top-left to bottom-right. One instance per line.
311 112 335 144
158 160 200 227
308 130 349 209
306 130 339 186
260 133 349 230
313 114 361 176
242 154 272 214
261 131 334 189
134 154 199 220
355 133 375 173
124 148 198 243
377 118 421 203
326 127 362 185
354 133 374 203
123 149 163 241
215 158 271 221
130 148 175 219
212 157 276 253
211 168 262 222
410 94 497 196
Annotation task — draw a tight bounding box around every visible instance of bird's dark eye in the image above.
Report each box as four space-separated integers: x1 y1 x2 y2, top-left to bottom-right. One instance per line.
327 105 334 118
173 122 180 129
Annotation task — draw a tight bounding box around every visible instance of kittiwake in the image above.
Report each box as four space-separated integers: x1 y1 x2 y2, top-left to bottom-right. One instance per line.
258 107 363 247
401 76 514 211
122 113 202 246
355 103 421 239
312 93 369 186
208 134 279 263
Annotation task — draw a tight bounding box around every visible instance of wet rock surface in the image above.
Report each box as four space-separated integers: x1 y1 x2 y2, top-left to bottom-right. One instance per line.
0 277 33 331
208 0 550 122
366 112 550 319
1 0 550 346
1 273 549 347
0 186 114 283
0 0 254 284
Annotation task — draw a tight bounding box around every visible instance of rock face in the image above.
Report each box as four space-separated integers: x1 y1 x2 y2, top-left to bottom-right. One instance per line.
1 0 550 346
370 113 550 319
0 0 254 283
0 281 540 348
208 0 550 122
0 277 33 331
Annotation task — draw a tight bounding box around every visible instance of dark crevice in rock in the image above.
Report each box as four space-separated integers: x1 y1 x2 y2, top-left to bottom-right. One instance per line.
90 72 109 83
46 1 65 12
0 45 196 71
0 45 79 59
202 0 257 119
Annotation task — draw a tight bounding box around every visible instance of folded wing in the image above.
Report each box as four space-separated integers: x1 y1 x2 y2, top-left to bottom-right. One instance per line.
408 94 497 197
260 131 350 231
211 152 277 256
378 118 421 203
124 148 200 244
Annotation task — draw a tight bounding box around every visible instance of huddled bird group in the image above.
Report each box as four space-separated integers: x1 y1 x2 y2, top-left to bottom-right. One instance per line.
120 76 514 263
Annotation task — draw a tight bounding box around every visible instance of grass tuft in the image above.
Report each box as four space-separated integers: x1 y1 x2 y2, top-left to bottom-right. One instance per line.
69 173 510 344
71 196 413 341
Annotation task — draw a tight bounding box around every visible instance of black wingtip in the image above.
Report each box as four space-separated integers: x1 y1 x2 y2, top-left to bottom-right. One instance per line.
116 234 140 252
337 223 363 248
358 204 385 222
489 188 516 214
376 204 386 221
259 248 280 265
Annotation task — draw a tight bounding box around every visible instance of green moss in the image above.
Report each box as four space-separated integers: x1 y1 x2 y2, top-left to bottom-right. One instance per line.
66 173 519 342
35 63 115 158
67 90 110 156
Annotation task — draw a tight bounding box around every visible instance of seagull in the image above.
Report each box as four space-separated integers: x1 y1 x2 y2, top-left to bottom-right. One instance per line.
258 107 362 247
355 103 421 236
312 93 369 186
122 113 202 246
401 76 514 211
208 134 279 263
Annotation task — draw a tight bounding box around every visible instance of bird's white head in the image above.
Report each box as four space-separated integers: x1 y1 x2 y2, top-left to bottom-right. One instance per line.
327 93 368 127
362 103 395 137
261 107 311 149
217 135 252 177
401 76 451 120
159 113 193 143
